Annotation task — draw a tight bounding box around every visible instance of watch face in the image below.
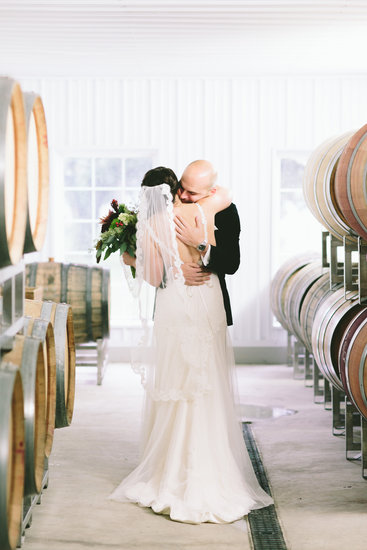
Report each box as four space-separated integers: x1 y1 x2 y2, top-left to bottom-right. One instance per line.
197 243 206 251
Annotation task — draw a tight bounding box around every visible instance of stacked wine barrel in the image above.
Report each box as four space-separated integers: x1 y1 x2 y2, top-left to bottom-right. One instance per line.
0 76 76 550
272 122 367 426
25 260 110 344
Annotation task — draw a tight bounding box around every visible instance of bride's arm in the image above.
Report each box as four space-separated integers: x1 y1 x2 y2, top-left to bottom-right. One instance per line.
122 240 164 288
143 239 164 287
199 185 231 212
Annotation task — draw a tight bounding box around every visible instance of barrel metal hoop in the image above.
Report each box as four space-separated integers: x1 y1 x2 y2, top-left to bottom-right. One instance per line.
101 268 110 338
0 364 22 550
0 80 15 265
312 144 341 236
41 300 54 320
323 139 352 230
20 337 41 495
363 160 367 207
28 262 38 288
54 303 69 428
314 292 346 388
60 263 70 304
323 297 354 390
359 343 367 411
344 317 367 398
346 130 367 234
31 318 49 341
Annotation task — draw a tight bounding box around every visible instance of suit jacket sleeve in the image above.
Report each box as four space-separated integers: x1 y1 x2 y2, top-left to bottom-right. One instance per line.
207 203 241 275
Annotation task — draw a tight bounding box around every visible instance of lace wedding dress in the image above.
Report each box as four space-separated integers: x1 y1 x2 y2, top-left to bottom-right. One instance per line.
110 184 273 524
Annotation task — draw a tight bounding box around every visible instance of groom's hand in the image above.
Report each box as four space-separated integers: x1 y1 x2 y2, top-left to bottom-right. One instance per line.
174 215 205 248
181 263 211 286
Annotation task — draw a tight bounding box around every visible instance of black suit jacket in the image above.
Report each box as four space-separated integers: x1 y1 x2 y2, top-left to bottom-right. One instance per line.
207 203 241 326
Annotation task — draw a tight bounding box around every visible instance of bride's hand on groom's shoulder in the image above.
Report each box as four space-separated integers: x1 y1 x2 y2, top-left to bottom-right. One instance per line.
181 263 211 286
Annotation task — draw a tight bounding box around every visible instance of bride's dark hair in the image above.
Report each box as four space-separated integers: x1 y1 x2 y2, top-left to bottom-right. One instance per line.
141 166 179 200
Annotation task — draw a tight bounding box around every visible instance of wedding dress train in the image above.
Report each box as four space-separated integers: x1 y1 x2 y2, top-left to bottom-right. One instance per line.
110 273 273 524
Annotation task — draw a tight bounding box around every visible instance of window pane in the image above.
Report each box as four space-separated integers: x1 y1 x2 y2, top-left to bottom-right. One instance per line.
65 158 91 187
123 188 140 206
126 157 152 187
103 253 140 323
64 222 94 252
95 190 120 221
280 158 305 189
95 158 121 187
65 190 92 220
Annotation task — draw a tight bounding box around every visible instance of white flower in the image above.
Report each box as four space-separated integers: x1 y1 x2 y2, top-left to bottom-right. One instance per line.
118 213 131 224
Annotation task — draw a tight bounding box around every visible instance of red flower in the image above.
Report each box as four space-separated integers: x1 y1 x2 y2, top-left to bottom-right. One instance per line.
100 209 118 233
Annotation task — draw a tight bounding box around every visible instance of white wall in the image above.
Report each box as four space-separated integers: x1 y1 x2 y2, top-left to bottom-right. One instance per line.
17 74 367 361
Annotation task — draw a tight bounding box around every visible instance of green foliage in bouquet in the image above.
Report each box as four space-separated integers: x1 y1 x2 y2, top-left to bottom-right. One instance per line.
95 199 137 276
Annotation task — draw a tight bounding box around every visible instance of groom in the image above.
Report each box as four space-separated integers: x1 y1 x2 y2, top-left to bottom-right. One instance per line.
174 160 241 326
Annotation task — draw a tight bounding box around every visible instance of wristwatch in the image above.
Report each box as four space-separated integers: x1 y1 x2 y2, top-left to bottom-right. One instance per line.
196 240 207 252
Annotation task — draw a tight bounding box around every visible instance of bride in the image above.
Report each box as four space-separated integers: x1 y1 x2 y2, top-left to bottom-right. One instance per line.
110 166 273 524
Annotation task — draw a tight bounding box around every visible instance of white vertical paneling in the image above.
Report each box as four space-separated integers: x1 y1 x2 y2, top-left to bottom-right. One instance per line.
313 77 343 143
230 78 260 346
176 78 206 170
94 79 109 148
341 78 367 133
202 79 232 185
123 79 151 147
150 79 178 168
15 74 367 349
285 78 315 149
257 78 287 342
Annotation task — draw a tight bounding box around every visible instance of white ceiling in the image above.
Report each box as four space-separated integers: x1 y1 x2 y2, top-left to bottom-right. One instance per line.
1 1 367 77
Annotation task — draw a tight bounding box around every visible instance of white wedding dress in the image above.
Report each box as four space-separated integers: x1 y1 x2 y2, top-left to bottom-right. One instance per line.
110 184 273 524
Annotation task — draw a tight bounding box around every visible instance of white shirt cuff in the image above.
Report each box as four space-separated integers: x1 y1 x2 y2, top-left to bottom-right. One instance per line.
202 245 211 266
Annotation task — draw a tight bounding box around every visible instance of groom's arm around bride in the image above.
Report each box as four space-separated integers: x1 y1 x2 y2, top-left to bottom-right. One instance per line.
175 160 241 326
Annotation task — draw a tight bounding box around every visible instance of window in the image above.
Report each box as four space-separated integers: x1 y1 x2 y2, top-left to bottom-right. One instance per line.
272 151 322 271
62 154 154 324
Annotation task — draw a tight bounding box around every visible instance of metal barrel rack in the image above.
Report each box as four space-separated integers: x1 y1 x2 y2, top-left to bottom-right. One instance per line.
76 338 108 385
285 229 367 480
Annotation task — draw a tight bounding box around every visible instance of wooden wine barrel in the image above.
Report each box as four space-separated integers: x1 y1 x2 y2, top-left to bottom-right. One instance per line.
270 254 319 332
23 92 49 253
341 314 367 419
24 299 75 428
311 289 363 391
299 272 339 352
23 316 56 457
0 364 25 550
26 261 110 343
334 124 367 241
0 77 28 267
303 131 356 243
283 261 324 344
2 336 46 496
338 308 367 402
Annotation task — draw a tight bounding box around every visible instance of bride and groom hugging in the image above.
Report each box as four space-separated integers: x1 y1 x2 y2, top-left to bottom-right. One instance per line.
114 159 273 524
174 159 240 326
122 158 241 324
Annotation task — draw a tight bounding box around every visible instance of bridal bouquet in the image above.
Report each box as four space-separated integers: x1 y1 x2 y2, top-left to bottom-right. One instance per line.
95 199 137 277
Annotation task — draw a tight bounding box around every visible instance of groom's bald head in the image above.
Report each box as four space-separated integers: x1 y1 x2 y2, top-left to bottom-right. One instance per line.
179 160 217 203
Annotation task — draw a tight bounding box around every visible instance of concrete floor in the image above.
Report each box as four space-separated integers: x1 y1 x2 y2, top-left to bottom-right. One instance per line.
22 362 367 550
